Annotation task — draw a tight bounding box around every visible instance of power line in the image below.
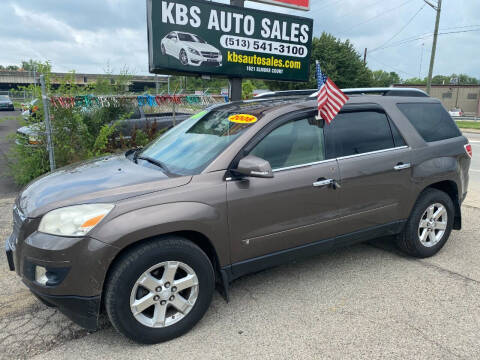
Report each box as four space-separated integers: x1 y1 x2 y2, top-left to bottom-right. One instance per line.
370 4 426 52
367 55 417 77
372 28 480 52
340 0 417 35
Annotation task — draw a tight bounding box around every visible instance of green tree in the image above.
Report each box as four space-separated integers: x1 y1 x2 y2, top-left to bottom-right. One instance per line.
371 70 401 87
242 80 255 99
403 77 427 85
266 32 373 91
21 59 43 71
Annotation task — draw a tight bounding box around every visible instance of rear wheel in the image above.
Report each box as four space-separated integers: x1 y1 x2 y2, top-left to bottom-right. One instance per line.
396 188 454 258
105 237 215 344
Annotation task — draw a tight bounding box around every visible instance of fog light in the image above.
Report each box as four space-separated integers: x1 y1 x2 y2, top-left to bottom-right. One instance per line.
35 266 49 285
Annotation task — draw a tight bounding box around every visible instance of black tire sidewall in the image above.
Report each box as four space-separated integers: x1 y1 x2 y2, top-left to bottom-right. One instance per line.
405 189 454 257
106 240 215 344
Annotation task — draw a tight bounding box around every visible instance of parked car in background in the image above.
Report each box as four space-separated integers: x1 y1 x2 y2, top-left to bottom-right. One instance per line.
0 95 14 111
21 99 39 120
16 106 191 145
6 88 471 344
449 108 463 117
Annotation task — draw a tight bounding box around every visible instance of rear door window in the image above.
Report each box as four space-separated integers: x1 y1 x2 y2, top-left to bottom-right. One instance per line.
326 111 395 158
397 103 461 142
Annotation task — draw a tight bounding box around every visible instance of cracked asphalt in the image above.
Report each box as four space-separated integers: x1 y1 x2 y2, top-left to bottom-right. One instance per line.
1 194 480 359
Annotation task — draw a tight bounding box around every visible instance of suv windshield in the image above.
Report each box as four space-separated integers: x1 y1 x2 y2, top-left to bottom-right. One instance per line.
139 108 256 175
0 95 9 101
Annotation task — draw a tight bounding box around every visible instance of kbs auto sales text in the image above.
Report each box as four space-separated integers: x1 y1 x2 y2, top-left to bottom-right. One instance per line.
161 1 310 44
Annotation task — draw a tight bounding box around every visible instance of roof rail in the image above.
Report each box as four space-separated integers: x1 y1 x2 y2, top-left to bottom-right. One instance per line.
254 87 429 99
340 87 429 97
254 89 317 99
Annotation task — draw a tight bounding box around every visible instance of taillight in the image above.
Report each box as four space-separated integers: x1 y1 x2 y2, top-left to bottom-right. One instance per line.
465 144 472 158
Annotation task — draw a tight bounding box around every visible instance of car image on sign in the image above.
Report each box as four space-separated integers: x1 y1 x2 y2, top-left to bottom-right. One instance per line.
161 31 223 67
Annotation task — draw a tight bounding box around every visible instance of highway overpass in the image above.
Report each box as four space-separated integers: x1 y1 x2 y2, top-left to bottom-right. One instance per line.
0 70 168 92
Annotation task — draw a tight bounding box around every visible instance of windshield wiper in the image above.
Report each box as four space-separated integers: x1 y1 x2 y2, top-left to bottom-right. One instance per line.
136 155 172 174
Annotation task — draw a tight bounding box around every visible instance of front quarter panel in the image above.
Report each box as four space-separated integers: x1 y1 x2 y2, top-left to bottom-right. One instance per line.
90 171 229 266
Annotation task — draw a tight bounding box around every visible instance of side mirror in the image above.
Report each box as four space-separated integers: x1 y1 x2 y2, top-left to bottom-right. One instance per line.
233 155 274 178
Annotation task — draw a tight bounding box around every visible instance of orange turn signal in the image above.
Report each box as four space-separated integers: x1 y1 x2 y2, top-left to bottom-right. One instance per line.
81 214 105 228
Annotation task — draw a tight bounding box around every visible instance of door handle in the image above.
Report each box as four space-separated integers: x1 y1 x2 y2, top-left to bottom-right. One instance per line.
394 163 411 171
313 179 333 187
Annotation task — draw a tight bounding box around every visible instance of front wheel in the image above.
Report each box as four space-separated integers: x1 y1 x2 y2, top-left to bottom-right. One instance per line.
396 188 454 258
105 237 215 344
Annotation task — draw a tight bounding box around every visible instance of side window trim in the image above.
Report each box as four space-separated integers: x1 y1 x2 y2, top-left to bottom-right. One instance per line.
325 108 397 158
227 109 322 172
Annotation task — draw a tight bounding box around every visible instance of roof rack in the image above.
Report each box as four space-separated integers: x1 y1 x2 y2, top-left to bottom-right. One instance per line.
254 87 429 99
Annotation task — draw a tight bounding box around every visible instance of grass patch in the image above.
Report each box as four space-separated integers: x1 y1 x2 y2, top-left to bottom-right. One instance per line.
456 121 480 130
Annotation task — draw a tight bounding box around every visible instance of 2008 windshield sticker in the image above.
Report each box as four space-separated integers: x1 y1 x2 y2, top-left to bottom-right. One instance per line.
228 114 258 124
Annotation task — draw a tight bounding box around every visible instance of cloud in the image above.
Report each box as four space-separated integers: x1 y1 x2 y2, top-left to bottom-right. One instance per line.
0 0 478 79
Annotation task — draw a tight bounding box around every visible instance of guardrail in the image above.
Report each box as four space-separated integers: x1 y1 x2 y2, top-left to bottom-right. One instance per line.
453 116 480 121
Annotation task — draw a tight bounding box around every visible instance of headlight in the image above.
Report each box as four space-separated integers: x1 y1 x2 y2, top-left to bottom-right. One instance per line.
188 47 200 55
39 204 114 237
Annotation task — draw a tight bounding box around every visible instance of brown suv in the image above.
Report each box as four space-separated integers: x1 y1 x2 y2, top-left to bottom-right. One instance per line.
5 88 471 343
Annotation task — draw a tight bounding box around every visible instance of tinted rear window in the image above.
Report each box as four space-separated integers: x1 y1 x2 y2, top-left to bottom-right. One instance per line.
326 111 395 158
397 103 461 142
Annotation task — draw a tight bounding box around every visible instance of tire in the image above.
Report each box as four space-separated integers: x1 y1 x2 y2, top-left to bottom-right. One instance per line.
105 237 215 344
396 188 454 258
179 49 188 65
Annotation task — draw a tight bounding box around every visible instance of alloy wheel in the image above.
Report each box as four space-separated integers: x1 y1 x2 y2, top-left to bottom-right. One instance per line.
130 261 199 328
418 203 448 247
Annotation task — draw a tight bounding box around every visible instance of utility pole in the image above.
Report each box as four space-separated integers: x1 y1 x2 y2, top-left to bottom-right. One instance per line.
229 0 244 101
155 74 160 94
425 0 442 95
363 48 367 65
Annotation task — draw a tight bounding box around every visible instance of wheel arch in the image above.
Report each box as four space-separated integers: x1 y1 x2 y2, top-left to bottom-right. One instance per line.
423 180 461 230
101 230 223 310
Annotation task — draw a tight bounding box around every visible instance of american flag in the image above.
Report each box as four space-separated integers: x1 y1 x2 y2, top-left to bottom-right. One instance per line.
316 61 349 124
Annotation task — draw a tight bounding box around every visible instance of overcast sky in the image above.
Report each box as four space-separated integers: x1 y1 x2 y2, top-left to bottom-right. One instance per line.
0 0 478 80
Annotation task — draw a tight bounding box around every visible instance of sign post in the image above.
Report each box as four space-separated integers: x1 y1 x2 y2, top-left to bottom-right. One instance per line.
252 0 310 11
229 0 244 102
147 0 313 83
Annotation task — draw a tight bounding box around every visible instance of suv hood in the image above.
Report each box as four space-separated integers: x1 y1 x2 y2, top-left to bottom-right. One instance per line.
17 154 192 218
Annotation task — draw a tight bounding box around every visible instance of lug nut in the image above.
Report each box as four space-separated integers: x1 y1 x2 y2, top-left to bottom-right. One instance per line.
153 295 160 301
171 286 177 292
169 295 175 301
160 300 167 305
165 282 170 288
156 286 162 292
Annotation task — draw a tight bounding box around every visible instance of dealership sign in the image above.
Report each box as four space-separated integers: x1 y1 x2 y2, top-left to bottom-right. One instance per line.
252 0 310 11
147 0 313 81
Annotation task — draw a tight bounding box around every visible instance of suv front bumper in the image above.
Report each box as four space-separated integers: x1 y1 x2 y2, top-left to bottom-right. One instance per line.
5 228 118 330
